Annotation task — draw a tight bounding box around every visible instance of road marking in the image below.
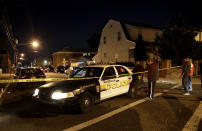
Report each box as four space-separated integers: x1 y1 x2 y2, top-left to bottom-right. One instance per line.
63 84 181 131
182 101 202 131
171 84 181 89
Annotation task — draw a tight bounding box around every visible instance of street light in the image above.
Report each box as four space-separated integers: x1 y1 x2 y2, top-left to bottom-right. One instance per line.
20 53 24 57
17 40 39 48
32 41 39 48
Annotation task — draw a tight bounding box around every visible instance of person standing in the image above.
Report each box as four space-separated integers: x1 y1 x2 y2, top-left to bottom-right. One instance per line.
147 59 159 99
181 57 191 95
66 64 73 78
188 59 194 91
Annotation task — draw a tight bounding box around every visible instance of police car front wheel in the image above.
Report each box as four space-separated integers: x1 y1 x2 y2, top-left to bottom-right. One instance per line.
78 92 93 113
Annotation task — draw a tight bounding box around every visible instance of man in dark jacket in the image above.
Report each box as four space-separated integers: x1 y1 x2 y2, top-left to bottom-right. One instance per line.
147 59 159 99
181 57 191 95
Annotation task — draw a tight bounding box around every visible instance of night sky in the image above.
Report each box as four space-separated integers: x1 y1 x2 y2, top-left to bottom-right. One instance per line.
5 0 202 57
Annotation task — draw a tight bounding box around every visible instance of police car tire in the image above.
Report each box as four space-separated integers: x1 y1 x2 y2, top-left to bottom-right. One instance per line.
78 92 93 113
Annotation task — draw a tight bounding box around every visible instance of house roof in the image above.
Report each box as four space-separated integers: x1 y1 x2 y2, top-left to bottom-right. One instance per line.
116 20 162 43
121 21 162 30
120 22 131 40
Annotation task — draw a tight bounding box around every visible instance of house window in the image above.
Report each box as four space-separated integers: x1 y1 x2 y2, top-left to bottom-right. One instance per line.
118 32 121 40
104 53 107 58
104 36 106 44
129 49 134 58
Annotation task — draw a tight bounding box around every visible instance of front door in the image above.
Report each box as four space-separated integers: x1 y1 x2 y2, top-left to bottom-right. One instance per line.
99 67 118 100
114 66 131 94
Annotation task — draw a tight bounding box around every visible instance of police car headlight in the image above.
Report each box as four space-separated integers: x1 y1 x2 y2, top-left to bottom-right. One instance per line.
51 91 74 100
33 89 39 97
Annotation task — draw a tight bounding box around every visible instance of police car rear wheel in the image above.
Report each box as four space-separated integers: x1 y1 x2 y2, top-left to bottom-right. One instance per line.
78 93 93 113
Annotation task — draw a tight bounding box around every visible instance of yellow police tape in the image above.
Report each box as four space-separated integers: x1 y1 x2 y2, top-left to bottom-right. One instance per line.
0 66 181 83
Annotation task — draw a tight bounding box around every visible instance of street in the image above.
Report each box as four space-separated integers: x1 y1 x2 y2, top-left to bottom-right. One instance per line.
0 76 202 131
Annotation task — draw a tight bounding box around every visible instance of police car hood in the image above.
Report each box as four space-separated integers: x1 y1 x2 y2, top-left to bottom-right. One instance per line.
39 79 97 92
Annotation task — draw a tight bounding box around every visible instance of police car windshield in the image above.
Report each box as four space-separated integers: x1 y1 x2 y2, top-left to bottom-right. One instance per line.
72 67 103 78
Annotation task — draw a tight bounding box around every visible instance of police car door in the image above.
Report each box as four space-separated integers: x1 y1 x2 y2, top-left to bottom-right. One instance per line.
99 66 118 100
114 66 131 95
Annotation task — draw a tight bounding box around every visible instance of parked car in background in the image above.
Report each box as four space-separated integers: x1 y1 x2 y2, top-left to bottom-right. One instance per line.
57 66 65 73
48 66 54 72
40 67 49 73
14 67 46 79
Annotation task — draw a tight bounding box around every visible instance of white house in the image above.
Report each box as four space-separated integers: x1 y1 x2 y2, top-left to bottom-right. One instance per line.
93 19 162 64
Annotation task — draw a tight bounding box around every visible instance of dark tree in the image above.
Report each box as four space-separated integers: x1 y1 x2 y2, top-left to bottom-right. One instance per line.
134 34 147 61
86 32 101 52
156 14 198 65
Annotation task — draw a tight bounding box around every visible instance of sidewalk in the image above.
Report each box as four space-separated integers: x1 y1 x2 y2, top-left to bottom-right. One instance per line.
143 76 201 85
158 76 201 85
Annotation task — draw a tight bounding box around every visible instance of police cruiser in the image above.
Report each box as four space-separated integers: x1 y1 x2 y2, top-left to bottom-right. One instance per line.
33 65 139 113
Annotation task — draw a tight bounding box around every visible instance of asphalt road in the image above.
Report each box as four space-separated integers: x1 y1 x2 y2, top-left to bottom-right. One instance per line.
0 81 202 131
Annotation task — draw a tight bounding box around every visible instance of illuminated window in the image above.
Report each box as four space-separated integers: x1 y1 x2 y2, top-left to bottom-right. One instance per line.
83 53 87 56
